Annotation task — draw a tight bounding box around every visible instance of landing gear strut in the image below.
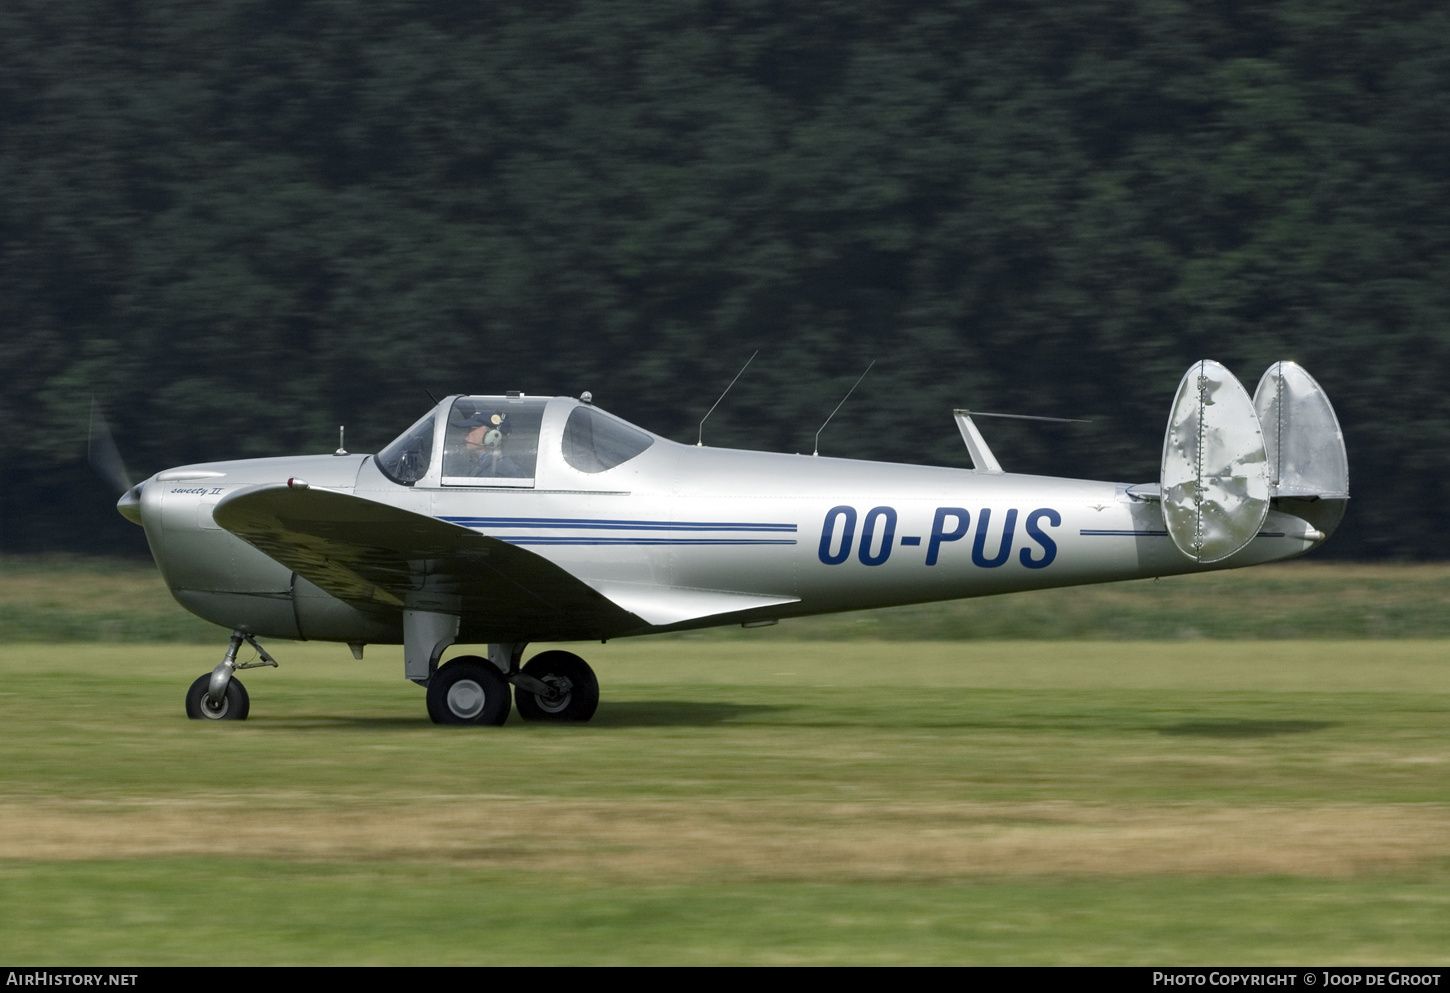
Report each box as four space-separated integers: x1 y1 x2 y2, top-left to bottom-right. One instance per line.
184 630 278 721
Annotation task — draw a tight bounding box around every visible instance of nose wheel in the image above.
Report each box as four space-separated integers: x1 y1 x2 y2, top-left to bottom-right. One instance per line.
184 630 278 721
185 673 250 720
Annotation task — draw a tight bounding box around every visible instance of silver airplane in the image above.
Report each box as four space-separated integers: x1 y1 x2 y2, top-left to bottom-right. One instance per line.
111 359 1347 725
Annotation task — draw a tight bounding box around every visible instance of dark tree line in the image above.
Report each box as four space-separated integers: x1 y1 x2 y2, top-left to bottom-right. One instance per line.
2 0 1447 557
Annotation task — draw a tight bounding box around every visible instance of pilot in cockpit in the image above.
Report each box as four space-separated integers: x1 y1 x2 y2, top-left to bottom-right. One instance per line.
461 410 526 478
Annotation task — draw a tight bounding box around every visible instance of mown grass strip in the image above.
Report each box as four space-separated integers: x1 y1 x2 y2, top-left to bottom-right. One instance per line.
3 862 1448 965
4 555 1450 641
0 639 1446 963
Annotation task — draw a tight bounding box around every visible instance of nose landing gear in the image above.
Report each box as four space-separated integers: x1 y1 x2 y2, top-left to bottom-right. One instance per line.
184 630 279 721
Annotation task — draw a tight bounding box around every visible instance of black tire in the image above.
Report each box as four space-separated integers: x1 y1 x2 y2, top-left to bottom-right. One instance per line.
185 673 250 721
426 656 511 726
514 651 599 722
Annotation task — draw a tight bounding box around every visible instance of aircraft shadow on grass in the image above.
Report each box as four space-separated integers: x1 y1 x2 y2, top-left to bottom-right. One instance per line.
224 710 1340 736
1157 719 1339 738
275 700 781 730
568 700 781 727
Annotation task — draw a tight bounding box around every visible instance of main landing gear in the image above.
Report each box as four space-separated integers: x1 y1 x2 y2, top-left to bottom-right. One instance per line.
182 630 600 727
426 649 600 726
425 657 511 726
184 630 278 721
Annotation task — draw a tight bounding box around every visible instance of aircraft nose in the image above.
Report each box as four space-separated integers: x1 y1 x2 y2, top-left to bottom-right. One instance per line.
117 482 145 525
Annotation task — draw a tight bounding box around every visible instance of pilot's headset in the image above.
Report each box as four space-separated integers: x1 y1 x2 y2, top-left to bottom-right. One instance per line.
483 412 507 447
459 409 503 448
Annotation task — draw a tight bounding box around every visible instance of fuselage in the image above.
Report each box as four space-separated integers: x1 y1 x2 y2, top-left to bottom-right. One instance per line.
124 394 1337 645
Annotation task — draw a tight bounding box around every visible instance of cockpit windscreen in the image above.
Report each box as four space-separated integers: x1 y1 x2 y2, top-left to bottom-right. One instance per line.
375 412 435 486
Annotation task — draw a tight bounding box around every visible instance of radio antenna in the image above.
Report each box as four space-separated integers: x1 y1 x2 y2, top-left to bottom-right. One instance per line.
813 360 875 456
959 410 1091 423
697 350 759 447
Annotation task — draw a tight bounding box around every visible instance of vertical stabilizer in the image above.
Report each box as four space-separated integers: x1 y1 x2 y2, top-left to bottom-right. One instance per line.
1161 360 1271 563
1253 362 1349 499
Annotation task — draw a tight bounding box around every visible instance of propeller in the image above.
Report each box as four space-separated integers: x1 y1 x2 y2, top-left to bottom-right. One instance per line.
88 397 133 496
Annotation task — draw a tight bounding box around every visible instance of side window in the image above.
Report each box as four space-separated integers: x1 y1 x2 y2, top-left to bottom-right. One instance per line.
562 406 653 473
442 398 546 485
375 414 435 486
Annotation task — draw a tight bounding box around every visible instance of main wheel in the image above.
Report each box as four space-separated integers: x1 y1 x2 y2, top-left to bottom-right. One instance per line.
185 673 250 721
514 650 599 722
426 656 511 726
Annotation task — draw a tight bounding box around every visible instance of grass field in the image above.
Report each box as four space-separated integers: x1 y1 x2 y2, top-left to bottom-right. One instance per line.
1 639 1447 964
5 554 1450 642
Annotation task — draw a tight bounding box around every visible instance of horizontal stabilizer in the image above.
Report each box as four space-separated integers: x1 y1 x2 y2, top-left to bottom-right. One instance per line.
1161 360 1271 564
1124 482 1161 502
1253 361 1349 500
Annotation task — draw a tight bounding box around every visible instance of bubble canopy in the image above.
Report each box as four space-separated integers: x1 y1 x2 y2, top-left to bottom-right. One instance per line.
374 395 654 487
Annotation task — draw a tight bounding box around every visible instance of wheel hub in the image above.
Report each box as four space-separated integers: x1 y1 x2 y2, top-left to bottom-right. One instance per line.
535 675 573 714
447 679 487 719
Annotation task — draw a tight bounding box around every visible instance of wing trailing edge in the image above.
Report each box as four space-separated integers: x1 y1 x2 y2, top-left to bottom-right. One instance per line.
585 581 798 628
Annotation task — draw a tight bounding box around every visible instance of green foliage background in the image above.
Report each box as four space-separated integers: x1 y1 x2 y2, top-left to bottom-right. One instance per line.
2 1 1446 557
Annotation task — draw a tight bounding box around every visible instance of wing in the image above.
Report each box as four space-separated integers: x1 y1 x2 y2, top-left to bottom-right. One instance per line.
212 483 645 642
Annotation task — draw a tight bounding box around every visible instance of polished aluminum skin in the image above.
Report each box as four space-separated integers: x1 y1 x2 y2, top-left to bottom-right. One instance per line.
120 364 1348 689
1160 360 1271 564
1254 361 1350 501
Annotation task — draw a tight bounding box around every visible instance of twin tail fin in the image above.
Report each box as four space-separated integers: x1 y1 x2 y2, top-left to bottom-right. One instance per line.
1161 360 1347 564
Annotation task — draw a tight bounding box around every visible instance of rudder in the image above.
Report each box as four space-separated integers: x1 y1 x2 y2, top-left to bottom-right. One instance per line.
1253 361 1349 500
1160 360 1271 563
